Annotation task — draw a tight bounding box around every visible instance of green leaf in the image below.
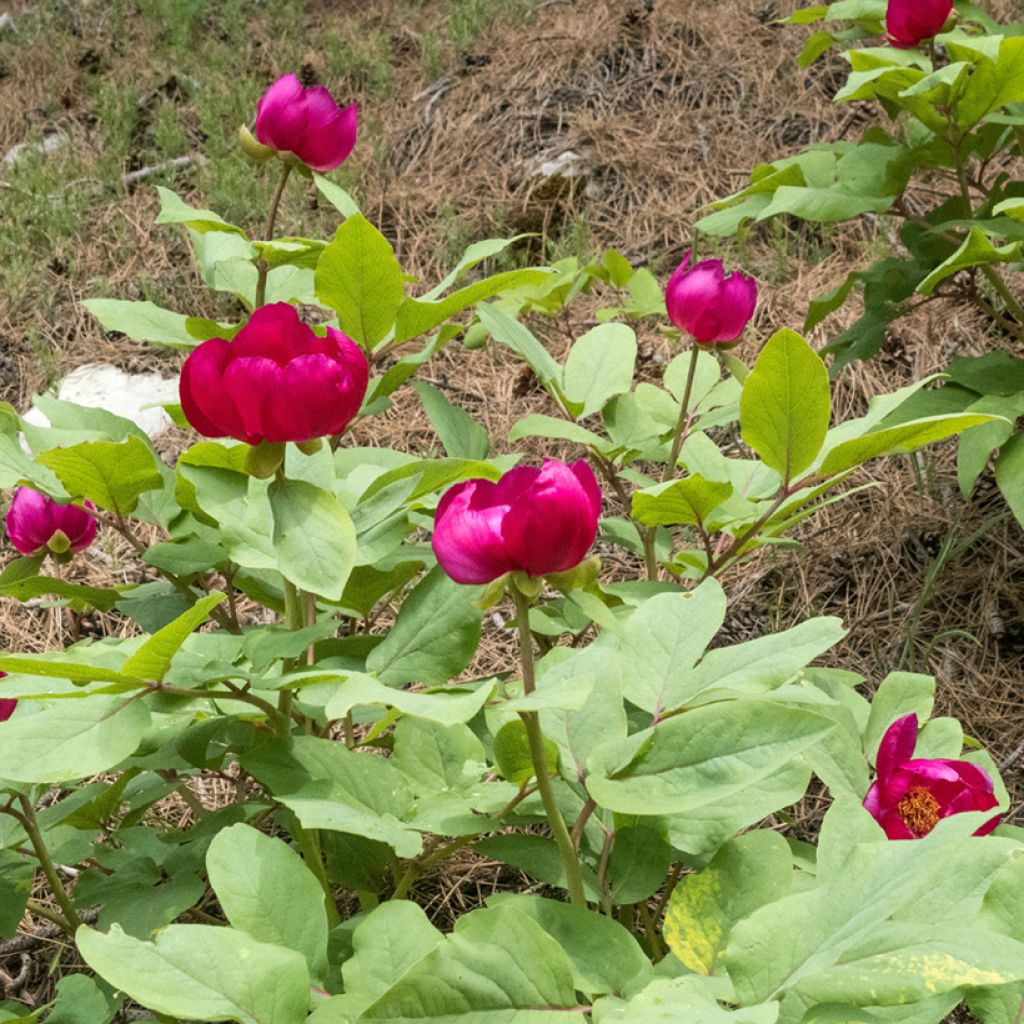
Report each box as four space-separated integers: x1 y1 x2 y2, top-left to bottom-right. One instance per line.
863 672 934 761
0 695 150 783
46 973 121 1024
632 475 733 527
394 269 552 342
0 566 119 611
411 380 489 459
269 477 357 601
206 823 329 984
82 299 202 349
360 907 587 1022
664 830 792 974
0 849 33 939
242 736 421 858
366 567 482 685
917 228 1022 296
508 414 604 448
154 186 246 235
38 436 163 514
487 895 652 997
475 302 563 390
77 924 309 1024
607 822 672 905
615 580 727 715
493 718 558 784
120 593 226 682
586 700 833 815
325 674 492 726
740 328 831 481
818 413 998 476
315 213 405 348
343 902 443 1008
0 654 141 687
724 822 1023 1005
312 172 360 216
996 431 1024 527
562 323 638 419
955 37 1024 129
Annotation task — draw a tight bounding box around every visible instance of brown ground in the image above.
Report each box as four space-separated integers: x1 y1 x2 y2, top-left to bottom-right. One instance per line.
2 0 1024 1004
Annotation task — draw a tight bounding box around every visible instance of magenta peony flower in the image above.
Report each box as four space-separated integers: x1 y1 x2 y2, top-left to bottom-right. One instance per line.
665 251 757 345
432 459 602 585
179 303 369 446
886 0 953 48
5 487 96 557
0 673 14 724
254 73 358 173
864 713 1000 839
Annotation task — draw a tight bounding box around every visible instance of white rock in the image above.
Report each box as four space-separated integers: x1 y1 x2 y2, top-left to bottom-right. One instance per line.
22 363 179 439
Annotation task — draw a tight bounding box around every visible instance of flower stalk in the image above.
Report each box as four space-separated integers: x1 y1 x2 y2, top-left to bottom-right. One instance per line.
511 585 587 907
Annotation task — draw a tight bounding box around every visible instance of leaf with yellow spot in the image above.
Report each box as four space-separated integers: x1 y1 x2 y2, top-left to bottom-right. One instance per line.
664 830 792 975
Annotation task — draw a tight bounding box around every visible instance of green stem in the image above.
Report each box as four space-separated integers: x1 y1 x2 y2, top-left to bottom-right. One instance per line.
952 145 1024 327
17 795 82 932
26 898 74 932
662 343 701 482
511 586 587 907
254 163 292 308
393 835 477 900
287 811 340 928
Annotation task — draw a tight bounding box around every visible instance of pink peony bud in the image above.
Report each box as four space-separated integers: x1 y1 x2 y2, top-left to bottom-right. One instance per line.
665 251 757 345
432 459 602 585
0 673 14 724
885 0 953 48
254 73 358 173
179 303 369 446
864 713 1000 839
5 488 96 557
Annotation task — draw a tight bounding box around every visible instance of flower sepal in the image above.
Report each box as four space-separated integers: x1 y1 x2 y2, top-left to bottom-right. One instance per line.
545 554 601 595
245 441 286 480
238 124 275 163
509 572 543 602
476 574 511 612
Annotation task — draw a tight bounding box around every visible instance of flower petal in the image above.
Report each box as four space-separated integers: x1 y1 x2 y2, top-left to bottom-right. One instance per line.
431 478 515 584
875 713 919 784
180 338 236 438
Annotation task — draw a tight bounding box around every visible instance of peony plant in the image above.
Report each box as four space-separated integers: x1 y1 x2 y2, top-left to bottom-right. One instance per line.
0 53 1020 1024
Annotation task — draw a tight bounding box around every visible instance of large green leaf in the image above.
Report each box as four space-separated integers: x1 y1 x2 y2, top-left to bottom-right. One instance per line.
360 907 588 1022
475 302 563 390
487 895 651 998
725 822 1024 1005
343 902 443 1010
0 696 150 783
120 593 226 682
315 213 405 348
614 580 727 715
366 567 482 685
324 673 492 726
82 299 201 349
269 477 357 601
77 924 309 1024
740 328 830 482
586 700 833 815
562 323 638 419
632 475 733 527
206 823 329 984
38 436 164 515
664 830 792 975
995 431 1024 527
394 269 551 342
916 228 1022 295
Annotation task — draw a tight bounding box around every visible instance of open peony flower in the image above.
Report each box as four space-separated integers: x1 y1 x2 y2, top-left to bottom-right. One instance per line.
886 0 953 48
432 459 602 585
253 73 358 173
665 251 757 345
179 303 369 446
864 713 1000 839
5 488 96 557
